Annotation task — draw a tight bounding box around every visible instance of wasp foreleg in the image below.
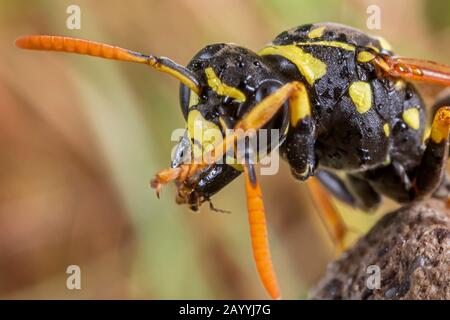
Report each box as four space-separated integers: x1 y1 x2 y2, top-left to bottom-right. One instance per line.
414 107 450 198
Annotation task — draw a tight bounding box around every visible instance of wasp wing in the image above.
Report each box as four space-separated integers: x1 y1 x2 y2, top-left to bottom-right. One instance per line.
374 55 450 86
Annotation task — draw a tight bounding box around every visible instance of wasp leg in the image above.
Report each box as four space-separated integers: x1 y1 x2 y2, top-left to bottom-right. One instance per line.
282 117 316 180
279 81 316 180
306 177 347 253
201 81 309 165
316 170 381 211
153 81 309 197
359 160 415 204
346 174 382 211
279 85 349 251
414 107 450 199
431 173 450 201
316 170 356 205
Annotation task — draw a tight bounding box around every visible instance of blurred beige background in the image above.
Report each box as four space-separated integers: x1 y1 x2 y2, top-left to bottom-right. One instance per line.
0 0 449 299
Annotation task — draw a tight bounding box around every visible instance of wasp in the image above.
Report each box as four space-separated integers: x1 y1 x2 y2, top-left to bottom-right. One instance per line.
16 22 450 299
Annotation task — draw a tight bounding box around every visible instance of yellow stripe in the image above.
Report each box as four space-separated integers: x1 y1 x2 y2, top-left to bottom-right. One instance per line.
205 67 246 102
307 26 326 39
383 123 390 137
296 41 355 51
259 45 326 85
290 84 311 126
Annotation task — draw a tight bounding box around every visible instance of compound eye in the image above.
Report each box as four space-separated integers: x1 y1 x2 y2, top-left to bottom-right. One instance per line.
255 79 282 103
253 79 290 146
235 80 283 120
254 80 289 128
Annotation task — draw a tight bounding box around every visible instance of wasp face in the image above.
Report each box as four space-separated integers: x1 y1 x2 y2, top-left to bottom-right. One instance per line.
174 44 290 209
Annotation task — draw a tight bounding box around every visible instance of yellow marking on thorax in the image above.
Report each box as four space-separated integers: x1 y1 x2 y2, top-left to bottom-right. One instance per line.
290 84 311 126
307 26 326 39
205 67 246 102
349 81 372 114
259 45 326 85
383 123 390 137
357 51 375 63
367 45 380 53
296 41 355 51
394 80 406 91
402 108 420 130
375 36 393 51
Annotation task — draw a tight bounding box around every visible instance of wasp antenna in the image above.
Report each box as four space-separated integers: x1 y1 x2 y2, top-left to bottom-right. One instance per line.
15 35 200 93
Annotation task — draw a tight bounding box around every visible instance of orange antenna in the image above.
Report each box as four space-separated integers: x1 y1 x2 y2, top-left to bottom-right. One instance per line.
243 164 281 299
15 35 200 93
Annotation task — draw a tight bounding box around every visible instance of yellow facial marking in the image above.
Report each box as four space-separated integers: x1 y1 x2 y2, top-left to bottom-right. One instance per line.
259 45 327 85
188 90 199 108
349 81 372 114
357 51 375 63
290 84 311 126
296 41 355 51
383 123 390 137
307 26 326 39
205 67 246 102
402 108 420 130
187 109 222 159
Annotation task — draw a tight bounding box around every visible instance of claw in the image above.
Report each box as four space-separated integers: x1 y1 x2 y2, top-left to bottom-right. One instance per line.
150 178 162 198
150 167 181 198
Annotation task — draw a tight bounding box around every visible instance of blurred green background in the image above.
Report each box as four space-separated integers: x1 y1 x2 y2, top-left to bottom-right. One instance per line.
0 0 449 299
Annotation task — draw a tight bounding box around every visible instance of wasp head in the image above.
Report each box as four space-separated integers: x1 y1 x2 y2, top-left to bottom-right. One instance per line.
174 44 290 209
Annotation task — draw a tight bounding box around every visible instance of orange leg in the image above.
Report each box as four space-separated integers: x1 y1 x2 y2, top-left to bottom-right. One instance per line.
243 164 281 300
306 177 347 253
150 164 205 198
